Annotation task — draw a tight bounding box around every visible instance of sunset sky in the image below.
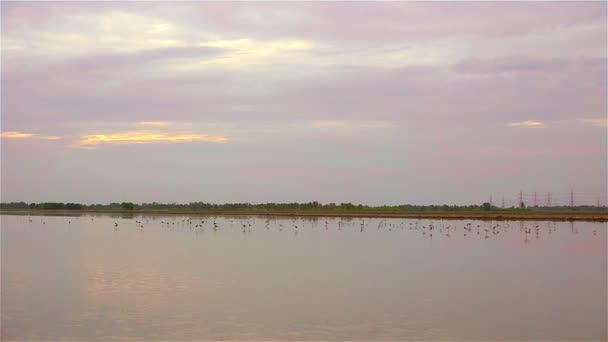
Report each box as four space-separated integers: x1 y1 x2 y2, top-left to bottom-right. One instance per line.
1 2 606 205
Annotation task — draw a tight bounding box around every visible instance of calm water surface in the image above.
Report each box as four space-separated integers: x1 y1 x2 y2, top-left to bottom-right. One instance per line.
1 214 606 340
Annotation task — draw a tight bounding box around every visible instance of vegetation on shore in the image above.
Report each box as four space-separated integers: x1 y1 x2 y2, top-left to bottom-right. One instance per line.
1 201 605 213
1 201 606 221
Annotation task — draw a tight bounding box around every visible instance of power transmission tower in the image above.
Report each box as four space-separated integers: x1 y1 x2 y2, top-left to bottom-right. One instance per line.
519 191 523 207
534 192 537 207
501 196 505 208
489 195 493 206
547 192 551 206
570 190 574 208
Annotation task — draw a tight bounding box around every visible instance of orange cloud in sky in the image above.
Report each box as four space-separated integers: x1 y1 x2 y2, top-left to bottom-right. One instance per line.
507 120 545 128
1 132 63 140
1 131 34 138
79 131 227 146
136 121 172 127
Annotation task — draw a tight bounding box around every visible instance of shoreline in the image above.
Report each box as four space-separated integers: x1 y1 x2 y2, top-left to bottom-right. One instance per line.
1 209 607 222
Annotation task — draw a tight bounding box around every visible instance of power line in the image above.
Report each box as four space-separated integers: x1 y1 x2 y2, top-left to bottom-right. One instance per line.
493 190 606 207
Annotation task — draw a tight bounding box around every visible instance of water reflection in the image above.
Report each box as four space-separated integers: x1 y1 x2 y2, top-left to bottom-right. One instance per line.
1 214 606 341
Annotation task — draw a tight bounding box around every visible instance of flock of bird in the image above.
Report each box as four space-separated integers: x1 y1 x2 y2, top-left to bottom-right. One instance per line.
23 215 601 242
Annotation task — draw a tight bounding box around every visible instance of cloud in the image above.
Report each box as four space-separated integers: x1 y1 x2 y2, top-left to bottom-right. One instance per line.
1 131 34 138
244 167 327 179
311 120 391 131
3 2 605 44
191 2 606 42
172 38 316 71
578 118 608 127
507 120 545 128
454 56 606 74
78 131 227 146
65 46 225 73
136 121 172 127
0 131 62 140
3 54 604 133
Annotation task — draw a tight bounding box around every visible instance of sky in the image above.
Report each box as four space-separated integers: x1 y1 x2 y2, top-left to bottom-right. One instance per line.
1 1 606 206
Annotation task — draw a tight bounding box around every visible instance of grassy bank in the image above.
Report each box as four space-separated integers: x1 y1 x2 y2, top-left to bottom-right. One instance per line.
1 209 607 221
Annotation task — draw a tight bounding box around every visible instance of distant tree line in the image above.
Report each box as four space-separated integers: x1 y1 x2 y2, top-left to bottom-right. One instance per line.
0 202 84 210
0 201 605 212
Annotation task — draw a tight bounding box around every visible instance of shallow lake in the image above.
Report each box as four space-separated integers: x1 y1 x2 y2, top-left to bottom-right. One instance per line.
1 213 606 340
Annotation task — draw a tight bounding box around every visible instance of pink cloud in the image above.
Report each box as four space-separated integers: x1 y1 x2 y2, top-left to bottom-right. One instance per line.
456 145 605 159
411 163 525 181
3 2 605 42
242 167 405 180
198 2 606 42
243 167 328 179
455 56 606 75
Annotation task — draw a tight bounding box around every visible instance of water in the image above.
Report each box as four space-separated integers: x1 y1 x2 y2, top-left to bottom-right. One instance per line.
1 213 606 341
